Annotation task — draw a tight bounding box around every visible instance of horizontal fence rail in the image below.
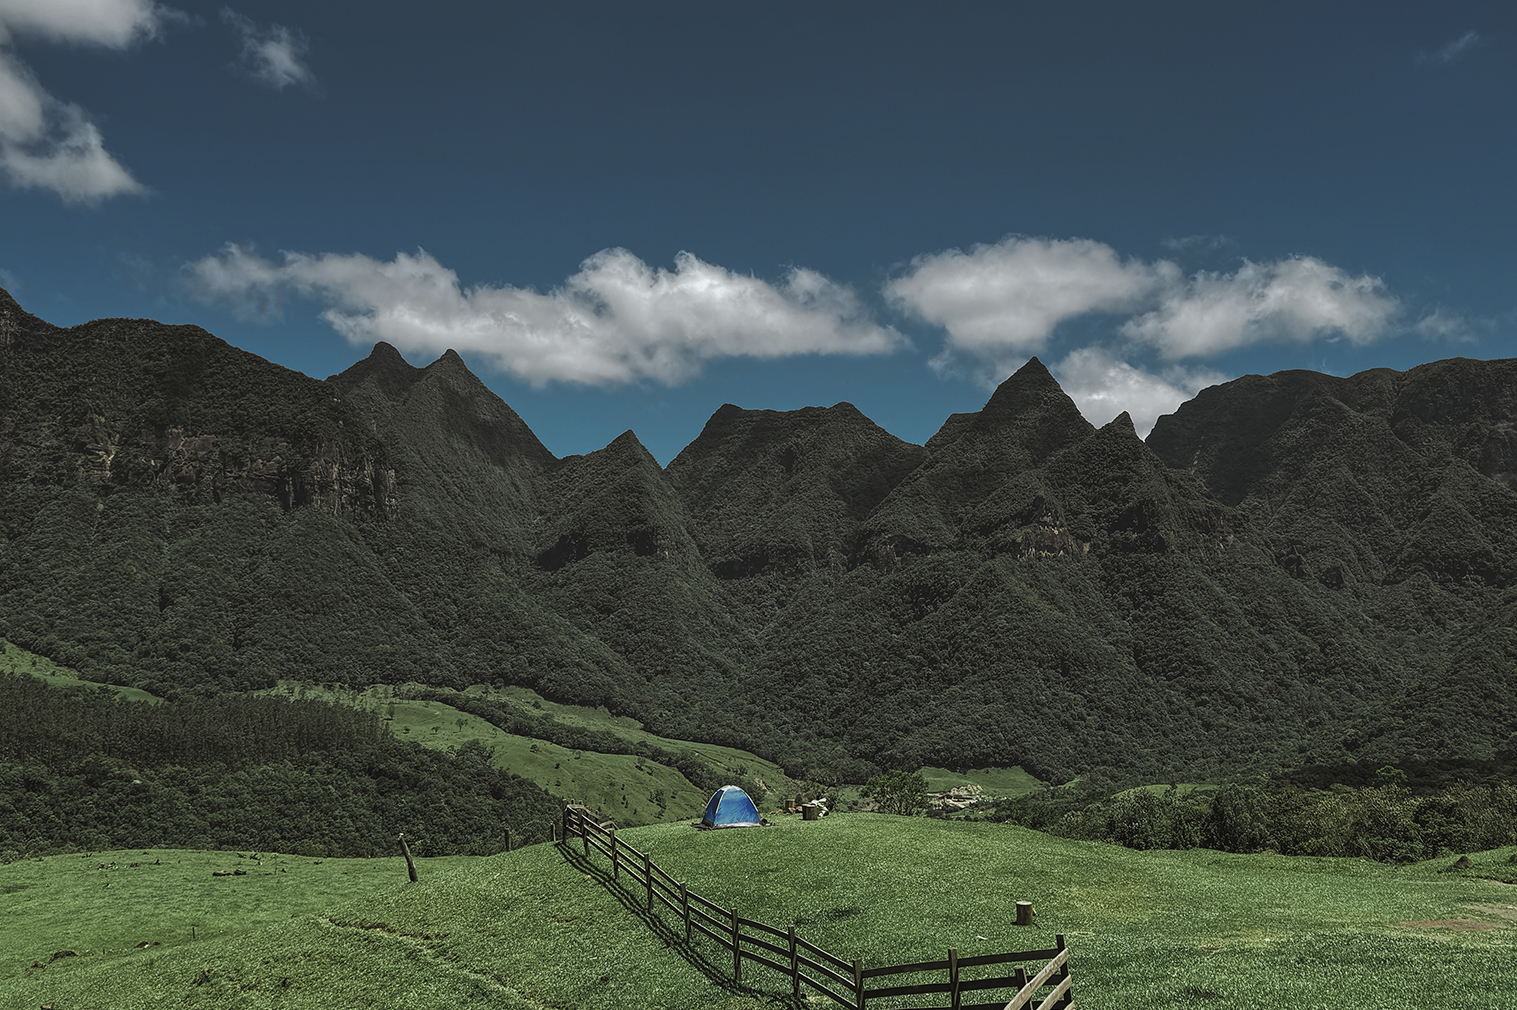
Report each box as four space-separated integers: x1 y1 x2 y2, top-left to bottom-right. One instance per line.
559 806 1074 1010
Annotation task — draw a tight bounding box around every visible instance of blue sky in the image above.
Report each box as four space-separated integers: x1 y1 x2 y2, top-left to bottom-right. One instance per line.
2 1 1513 463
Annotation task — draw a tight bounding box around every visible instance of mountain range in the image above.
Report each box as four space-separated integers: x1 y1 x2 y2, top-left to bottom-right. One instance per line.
2 286 1513 786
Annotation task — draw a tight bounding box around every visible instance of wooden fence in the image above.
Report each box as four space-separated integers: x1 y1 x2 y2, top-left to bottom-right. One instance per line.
560 806 1074 1010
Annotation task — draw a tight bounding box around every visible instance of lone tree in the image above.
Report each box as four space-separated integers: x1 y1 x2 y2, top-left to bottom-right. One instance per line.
862 771 929 815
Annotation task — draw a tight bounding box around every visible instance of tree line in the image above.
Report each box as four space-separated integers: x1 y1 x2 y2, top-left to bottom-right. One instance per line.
0 674 561 860
971 769 1517 863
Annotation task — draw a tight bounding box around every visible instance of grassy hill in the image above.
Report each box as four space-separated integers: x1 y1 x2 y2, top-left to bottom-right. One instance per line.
3 817 1513 1009
3 639 797 831
258 679 799 825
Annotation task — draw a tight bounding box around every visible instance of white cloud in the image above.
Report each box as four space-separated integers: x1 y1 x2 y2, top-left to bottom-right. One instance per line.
0 0 164 47
222 8 314 90
1053 346 1227 437
1122 257 1398 359
890 236 1398 380
1421 30 1482 66
886 236 1177 355
0 0 162 202
1414 309 1486 343
186 245 904 385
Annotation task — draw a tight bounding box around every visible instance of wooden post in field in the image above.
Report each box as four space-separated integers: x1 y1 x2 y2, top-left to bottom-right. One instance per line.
853 958 865 1009
730 908 742 982
1012 966 1028 1001
610 827 619 879
1055 935 1072 1008
642 852 653 910
788 926 799 998
948 947 959 1010
1015 901 1034 926
397 833 418 883
582 816 590 859
503 828 511 853
680 882 691 942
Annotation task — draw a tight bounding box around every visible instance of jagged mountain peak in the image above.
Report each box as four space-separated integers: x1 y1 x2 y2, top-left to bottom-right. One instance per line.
1104 411 1137 436
329 341 426 399
603 428 658 463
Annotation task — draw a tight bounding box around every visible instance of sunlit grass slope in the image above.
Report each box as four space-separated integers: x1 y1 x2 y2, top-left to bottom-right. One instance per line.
5 816 1513 1009
1 639 162 703
262 681 796 824
918 764 1044 797
5 637 791 828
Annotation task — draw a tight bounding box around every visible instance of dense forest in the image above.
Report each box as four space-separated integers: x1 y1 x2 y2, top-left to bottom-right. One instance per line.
1 285 1514 789
976 768 1517 865
0 673 561 858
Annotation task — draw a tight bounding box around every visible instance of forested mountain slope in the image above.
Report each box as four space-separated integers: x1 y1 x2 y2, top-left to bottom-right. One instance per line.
2 287 1512 784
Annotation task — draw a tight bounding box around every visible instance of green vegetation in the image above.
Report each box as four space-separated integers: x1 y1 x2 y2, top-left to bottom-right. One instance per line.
918 764 1044 797
0 673 560 857
4 816 1514 1009
258 680 795 825
862 770 929 814
3 292 1516 792
979 774 1517 864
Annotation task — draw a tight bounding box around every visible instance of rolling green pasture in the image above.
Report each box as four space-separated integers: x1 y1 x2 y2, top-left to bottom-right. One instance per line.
1 638 794 826
5 815 1513 1010
259 681 797 824
918 764 1044 797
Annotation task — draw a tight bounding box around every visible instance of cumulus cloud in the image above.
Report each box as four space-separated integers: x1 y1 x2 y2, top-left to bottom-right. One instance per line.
186 245 903 385
887 236 1177 355
0 0 162 202
1053 346 1227 437
1122 257 1398 359
891 236 1398 366
222 8 314 90
1421 30 1482 66
892 235 1402 432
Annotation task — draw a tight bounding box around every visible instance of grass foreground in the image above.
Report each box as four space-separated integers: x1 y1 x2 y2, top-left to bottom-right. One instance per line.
3 814 1514 1009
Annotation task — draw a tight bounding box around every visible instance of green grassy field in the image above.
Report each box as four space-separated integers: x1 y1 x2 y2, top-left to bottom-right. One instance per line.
1 638 796 826
918 765 1044 797
260 680 798 825
0 639 163 703
5 815 1513 1009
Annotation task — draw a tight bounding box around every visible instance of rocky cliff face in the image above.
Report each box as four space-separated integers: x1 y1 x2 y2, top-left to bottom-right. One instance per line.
0 299 393 520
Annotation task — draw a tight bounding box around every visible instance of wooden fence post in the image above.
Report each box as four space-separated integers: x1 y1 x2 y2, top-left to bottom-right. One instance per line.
582 817 590 859
1056 935 1072 1008
398 833 418 883
550 821 557 844
610 827 619 879
948 947 959 1010
853 958 865 1009
1012 966 1028 1000
731 908 742 982
503 827 511 853
788 926 799 999
680 882 691 943
643 852 653 911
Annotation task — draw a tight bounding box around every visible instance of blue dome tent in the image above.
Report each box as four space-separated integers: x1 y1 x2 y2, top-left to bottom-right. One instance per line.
699 785 763 828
